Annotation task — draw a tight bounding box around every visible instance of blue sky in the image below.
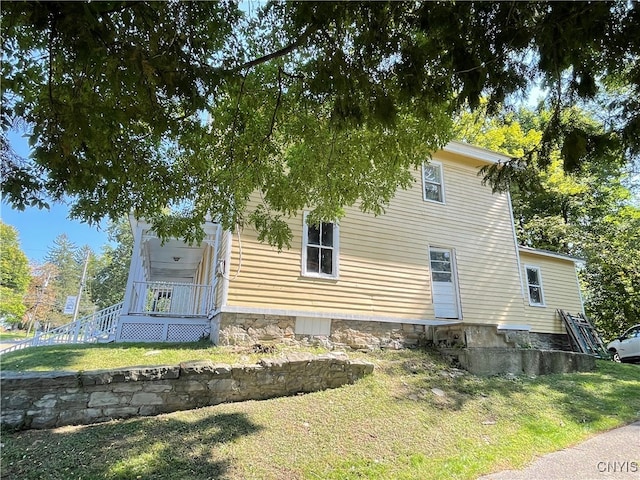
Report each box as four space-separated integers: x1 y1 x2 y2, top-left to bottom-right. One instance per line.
1 202 111 263
1 132 111 263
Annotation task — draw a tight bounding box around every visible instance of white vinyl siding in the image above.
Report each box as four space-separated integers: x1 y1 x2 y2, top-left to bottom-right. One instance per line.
525 265 545 306
302 212 339 279
423 161 445 203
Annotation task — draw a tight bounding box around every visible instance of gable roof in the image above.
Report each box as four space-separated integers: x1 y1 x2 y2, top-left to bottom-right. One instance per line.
443 141 512 165
518 245 584 263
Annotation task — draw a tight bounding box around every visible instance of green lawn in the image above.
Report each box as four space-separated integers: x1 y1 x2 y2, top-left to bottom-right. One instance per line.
0 341 266 371
0 330 30 341
1 346 639 480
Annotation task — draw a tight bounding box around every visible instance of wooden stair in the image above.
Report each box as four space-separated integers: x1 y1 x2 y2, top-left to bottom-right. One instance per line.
557 309 609 358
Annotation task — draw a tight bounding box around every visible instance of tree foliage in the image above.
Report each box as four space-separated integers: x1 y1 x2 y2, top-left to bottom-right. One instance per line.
90 218 133 309
2 1 639 247
23 262 58 329
0 222 30 323
43 234 97 325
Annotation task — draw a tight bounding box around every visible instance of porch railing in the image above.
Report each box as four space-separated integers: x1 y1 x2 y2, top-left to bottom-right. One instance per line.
128 281 215 317
0 302 123 355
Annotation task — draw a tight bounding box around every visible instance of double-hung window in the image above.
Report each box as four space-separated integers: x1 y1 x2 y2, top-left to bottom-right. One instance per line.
525 266 545 306
302 213 339 278
422 162 445 203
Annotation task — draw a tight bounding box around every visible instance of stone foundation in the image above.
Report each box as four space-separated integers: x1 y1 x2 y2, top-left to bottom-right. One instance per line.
216 314 297 346
0 353 373 431
527 332 571 351
433 324 571 351
213 312 429 350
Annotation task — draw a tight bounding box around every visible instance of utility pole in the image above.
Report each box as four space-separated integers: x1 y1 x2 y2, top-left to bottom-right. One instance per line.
72 249 91 323
26 272 51 337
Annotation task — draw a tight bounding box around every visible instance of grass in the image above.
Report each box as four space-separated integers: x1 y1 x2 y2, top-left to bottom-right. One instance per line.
0 330 30 341
1 346 639 480
0 341 269 371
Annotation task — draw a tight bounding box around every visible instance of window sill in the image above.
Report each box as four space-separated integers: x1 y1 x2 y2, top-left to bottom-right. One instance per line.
299 273 339 282
423 198 445 205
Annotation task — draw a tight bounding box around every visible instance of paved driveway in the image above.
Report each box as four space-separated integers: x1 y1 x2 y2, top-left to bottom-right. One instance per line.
479 421 640 480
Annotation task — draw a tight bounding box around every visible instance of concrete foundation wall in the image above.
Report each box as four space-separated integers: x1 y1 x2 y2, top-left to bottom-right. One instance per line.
440 347 596 376
0 353 373 431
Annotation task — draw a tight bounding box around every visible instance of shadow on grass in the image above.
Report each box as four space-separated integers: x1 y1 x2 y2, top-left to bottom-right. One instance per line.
384 349 640 426
0 341 212 371
1 411 262 480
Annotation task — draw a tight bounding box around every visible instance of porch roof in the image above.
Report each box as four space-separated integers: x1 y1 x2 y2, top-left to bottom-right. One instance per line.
143 237 209 282
130 216 220 283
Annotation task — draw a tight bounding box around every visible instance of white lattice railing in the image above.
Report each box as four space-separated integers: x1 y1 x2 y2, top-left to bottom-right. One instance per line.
0 302 123 355
128 282 215 317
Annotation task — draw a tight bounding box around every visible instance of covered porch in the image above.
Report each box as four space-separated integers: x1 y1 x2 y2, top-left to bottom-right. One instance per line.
116 217 222 342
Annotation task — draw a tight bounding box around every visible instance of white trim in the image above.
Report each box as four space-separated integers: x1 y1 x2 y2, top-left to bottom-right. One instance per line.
524 264 546 307
428 246 462 320
219 305 461 326
497 323 532 332
443 141 511 164
218 229 233 309
573 264 586 315
301 212 340 279
209 224 221 313
508 191 526 300
122 221 145 315
422 161 446 204
518 246 583 263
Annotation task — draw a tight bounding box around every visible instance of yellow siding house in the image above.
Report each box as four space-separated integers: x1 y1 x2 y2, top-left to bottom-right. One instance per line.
116 141 584 350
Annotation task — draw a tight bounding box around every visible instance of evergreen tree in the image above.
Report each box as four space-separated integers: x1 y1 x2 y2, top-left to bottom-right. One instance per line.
44 234 96 325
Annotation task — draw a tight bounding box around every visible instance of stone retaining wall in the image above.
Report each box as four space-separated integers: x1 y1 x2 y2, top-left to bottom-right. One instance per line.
0 353 374 431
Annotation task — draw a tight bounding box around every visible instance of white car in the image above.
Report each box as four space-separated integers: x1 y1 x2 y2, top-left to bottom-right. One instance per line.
607 325 640 363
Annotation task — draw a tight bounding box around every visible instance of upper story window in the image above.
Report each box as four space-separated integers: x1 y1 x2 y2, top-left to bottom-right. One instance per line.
302 213 339 278
525 265 545 307
422 162 445 203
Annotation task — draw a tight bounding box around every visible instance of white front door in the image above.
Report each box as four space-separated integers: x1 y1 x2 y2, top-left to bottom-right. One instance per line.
429 248 460 319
